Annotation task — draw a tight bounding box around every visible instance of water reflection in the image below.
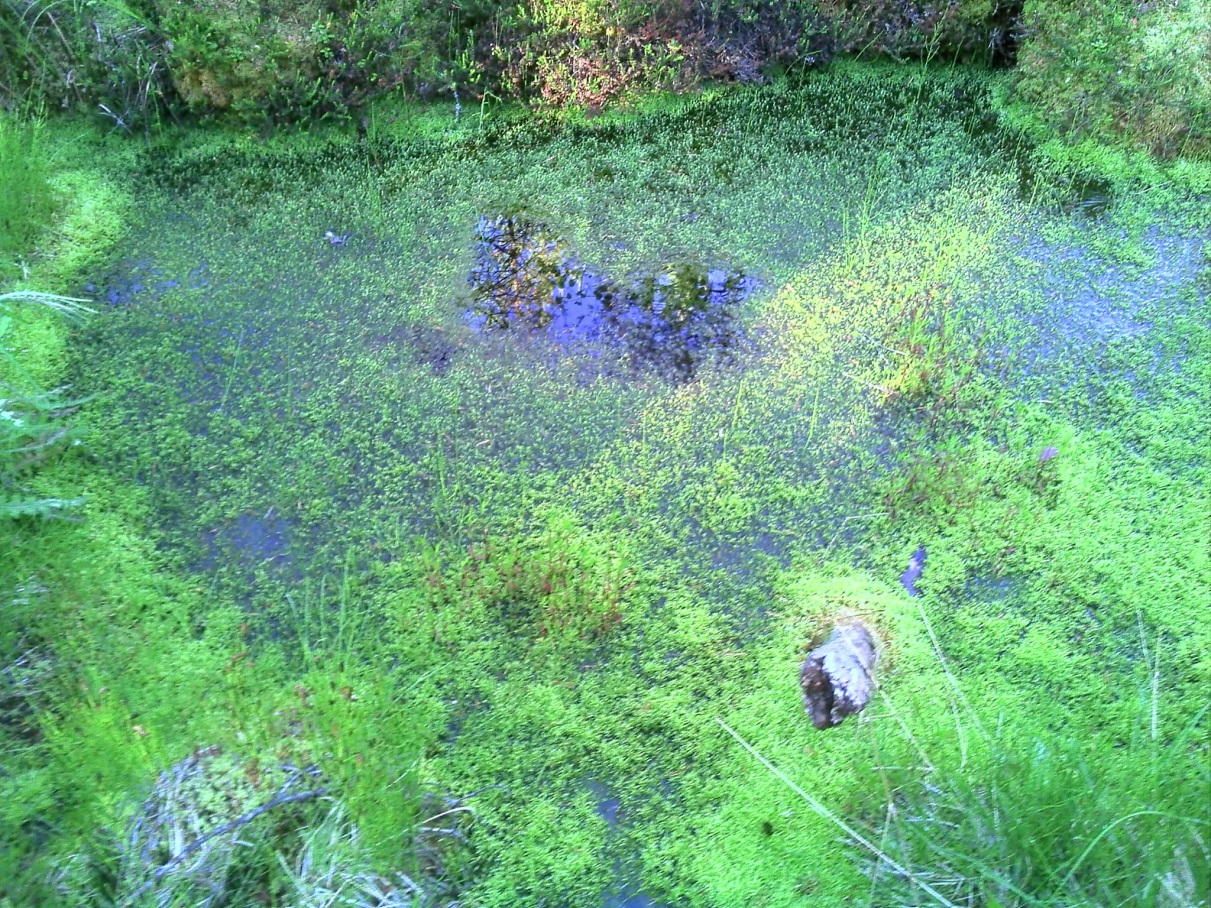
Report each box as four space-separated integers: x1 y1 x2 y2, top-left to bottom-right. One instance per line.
469 214 755 383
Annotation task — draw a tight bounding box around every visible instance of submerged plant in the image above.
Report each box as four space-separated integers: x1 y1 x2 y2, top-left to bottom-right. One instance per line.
875 284 986 420
428 512 634 645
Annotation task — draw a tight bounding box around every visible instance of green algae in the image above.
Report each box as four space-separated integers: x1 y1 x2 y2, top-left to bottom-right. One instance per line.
2 63 1208 905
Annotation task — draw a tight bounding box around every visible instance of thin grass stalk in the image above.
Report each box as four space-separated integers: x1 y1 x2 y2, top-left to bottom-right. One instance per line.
914 597 987 756
716 718 962 908
0 290 95 322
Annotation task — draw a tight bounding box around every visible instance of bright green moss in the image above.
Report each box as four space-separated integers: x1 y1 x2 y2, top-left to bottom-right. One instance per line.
3 64 1208 905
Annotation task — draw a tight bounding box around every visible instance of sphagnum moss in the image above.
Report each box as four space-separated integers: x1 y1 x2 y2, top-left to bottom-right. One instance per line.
3 64 1207 906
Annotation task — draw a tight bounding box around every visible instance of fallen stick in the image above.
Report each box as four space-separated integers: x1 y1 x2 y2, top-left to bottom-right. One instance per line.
799 622 878 729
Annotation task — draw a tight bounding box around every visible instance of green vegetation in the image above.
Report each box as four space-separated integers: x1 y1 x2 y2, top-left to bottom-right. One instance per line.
1 0 1018 124
728 663 1210 908
4 0 1207 160
1014 0 1211 158
2 54 1209 908
0 118 55 281
0 291 93 518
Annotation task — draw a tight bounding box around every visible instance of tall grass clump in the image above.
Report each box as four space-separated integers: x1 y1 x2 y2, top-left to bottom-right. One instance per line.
859 714 1210 908
0 290 93 517
0 0 167 129
0 116 56 278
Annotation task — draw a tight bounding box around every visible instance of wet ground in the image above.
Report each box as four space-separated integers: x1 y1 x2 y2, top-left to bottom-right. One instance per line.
82 169 1207 622
71 71 1209 905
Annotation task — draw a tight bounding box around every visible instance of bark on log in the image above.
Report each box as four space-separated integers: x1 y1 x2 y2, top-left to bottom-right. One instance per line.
799 623 878 729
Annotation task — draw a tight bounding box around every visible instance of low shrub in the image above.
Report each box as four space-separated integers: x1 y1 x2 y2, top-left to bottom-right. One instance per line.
0 0 1029 124
0 0 170 130
1014 0 1211 157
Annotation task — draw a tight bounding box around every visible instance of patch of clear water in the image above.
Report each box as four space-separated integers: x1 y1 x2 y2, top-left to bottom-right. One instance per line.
468 214 757 384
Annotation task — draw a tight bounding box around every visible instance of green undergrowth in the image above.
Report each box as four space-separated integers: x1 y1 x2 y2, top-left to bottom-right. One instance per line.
1012 0 1211 158
0 117 56 283
1 121 132 520
1 476 454 904
3 63 1209 905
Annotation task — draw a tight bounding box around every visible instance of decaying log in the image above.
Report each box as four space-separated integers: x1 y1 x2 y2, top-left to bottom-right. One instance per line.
799 623 878 729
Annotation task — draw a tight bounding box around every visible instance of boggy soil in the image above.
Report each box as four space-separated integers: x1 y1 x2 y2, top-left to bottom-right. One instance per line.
3 64 1207 906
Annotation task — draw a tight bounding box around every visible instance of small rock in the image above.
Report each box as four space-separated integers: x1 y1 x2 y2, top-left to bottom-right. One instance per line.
800 623 878 729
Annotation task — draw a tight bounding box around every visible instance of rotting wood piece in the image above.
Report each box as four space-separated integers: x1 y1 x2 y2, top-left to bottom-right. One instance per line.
799 623 878 729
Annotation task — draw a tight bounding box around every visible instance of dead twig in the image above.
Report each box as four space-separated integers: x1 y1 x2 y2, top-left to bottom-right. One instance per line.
122 768 329 907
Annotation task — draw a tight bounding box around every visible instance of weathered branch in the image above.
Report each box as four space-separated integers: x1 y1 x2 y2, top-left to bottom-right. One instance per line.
800 622 878 729
122 767 328 907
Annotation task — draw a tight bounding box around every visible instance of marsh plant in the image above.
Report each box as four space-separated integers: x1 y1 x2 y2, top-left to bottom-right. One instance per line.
6 47 1208 908
427 514 635 644
0 291 93 518
0 116 56 278
876 285 986 421
727 640 1210 908
860 725 1211 908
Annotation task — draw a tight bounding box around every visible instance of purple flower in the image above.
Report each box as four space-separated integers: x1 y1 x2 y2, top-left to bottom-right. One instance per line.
1039 446 1059 464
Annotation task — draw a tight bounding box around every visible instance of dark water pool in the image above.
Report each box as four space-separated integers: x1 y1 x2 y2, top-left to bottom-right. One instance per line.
469 214 757 385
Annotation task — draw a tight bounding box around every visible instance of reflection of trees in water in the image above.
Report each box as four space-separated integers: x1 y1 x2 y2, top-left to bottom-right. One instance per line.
610 264 749 382
470 215 582 329
469 215 752 383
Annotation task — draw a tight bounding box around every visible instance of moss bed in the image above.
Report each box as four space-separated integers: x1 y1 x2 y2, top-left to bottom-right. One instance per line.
2 63 1208 907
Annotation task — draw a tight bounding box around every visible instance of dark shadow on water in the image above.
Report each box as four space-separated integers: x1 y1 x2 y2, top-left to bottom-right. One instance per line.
197 511 295 578
581 776 679 908
1017 168 1114 219
604 889 668 908
964 574 1022 603
86 258 193 306
468 214 756 384
586 778 623 827
367 321 458 375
